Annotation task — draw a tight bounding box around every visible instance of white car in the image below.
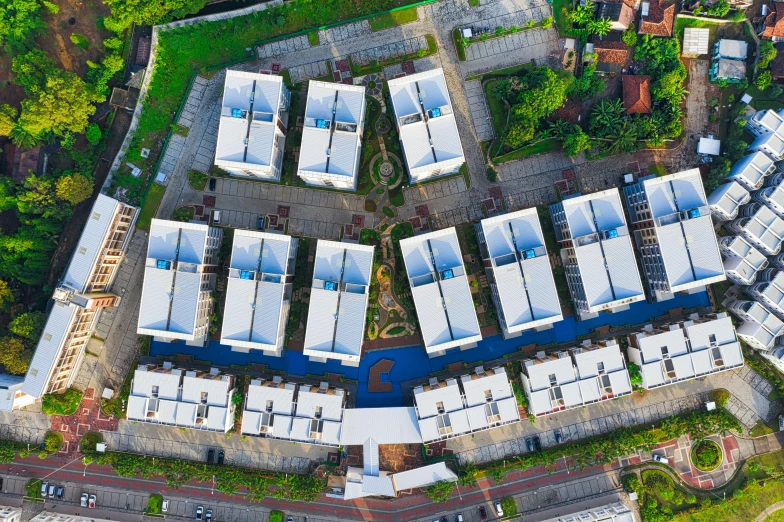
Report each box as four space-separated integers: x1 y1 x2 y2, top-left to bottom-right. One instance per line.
653 454 670 464
80 493 88 507
495 501 504 517
162 499 169 513
88 494 96 509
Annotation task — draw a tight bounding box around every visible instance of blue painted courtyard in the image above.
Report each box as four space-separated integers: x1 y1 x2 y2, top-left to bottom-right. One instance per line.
151 290 711 408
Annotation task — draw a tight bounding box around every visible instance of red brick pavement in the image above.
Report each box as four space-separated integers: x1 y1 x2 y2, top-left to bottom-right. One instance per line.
50 387 119 455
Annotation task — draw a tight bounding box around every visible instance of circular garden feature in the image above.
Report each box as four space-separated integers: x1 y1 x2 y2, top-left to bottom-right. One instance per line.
691 439 723 472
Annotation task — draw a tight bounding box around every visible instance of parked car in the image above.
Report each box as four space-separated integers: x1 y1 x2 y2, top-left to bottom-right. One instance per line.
208 178 216 191
653 454 669 464
479 506 487 520
455 514 463 522
162 499 169 513
207 449 215 464
88 494 96 509
526 438 534 452
532 435 542 451
212 210 221 225
441 517 448 522
495 501 504 517
196 506 203 520
56 485 64 499
40 482 48 497
217 450 224 465
48 484 55 498
286 517 293 522
257 216 265 230
554 429 563 444
205 509 213 521
80 493 89 507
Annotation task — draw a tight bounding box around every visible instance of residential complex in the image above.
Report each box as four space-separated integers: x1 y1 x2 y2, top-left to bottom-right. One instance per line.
297 81 365 190
476 209 562 338
126 364 237 432
623 169 725 301
399 228 482 356
747 111 784 160
220 230 298 355
726 203 784 256
725 151 775 191
214 70 290 181
413 367 519 442
549 189 645 319
387 68 465 183
707 181 750 221
754 173 784 218
302 240 374 366
720 235 768 285
136 220 223 344
521 340 632 417
23 194 138 401
627 313 744 389
728 300 784 351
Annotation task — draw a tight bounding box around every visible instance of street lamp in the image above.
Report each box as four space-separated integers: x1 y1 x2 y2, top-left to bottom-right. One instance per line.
211 475 215 495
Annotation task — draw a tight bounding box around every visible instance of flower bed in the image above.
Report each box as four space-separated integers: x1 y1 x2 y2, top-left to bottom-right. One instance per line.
691 439 723 472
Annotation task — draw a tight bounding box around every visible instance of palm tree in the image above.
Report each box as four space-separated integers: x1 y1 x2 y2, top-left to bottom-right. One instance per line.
606 120 638 155
570 1 596 26
548 120 572 138
587 17 612 36
590 99 624 136
9 124 41 150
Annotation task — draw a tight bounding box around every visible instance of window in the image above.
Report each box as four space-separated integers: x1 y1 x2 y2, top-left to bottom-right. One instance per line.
484 390 493 402
709 334 717 345
315 406 323 419
660 346 669 357
436 401 445 414
151 385 159 397
266 400 273 412
200 392 208 403
548 374 557 386
597 362 605 374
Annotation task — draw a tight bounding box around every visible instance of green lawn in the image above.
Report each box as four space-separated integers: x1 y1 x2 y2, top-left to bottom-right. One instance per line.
552 0 572 35
452 28 466 61
368 6 418 31
307 31 319 46
188 169 208 190
468 0 479 5
746 85 784 111
751 420 775 437
136 183 166 231
382 206 395 218
495 138 560 163
484 80 508 139
765 510 784 522
387 326 406 335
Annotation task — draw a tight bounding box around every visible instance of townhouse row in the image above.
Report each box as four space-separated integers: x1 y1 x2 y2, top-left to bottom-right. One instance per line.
214 68 465 189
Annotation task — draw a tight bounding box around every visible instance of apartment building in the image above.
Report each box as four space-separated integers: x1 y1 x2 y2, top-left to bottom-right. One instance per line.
521 340 632 417
627 313 744 389
726 151 777 191
413 367 519 442
720 235 768 285
623 169 725 301
747 269 784 320
302 240 374 366
707 181 751 221
0 507 20 522
23 194 138 400
214 70 290 181
137 220 223 344
549 189 645 319
728 300 784 351
297 81 365 191
220 230 298 355
399 228 482 356
387 68 465 183
754 173 784 219
126 363 237 432
727 203 784 256
746 108 784 138
477 209 563 338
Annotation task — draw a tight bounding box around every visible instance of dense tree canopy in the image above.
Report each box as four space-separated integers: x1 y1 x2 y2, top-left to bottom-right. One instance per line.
0 337 32 375
102 0 209 30
19 72 103 138
0 0 46 53
56 173 94 205
9 311 46 340
0 104 17 136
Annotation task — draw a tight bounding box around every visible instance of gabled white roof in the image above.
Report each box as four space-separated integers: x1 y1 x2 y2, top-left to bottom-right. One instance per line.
640 170 725 290
414 379 463 418
388 69 465 178
303 240 374 361
400 228 481 353
391 462 457 492
138 220 213 339
461 367 515 406
215 71 285 171
525 355 577 391
737 205 784 254
340 407 422 445
298 81 364 179
221 231 295 351
716 39 748 59
751 131 784 158
295 386 344 422
480 210 562 333
0 374 26 412
708 181 750 219
560 190 644 309
727 152 774 190
573 344 626 377
22 301 80 398
245 379 296 415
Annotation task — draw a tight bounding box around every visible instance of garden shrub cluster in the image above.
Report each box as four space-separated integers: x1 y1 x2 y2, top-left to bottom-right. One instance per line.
41 388 83 416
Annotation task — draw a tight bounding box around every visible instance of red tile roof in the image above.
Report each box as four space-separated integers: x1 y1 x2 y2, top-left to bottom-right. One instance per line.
593 40 629 64
639 0 675 37
763 3 784 40
622 75 652 114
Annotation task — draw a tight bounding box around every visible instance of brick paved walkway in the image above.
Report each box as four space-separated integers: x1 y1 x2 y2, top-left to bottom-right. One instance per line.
50 388 119 455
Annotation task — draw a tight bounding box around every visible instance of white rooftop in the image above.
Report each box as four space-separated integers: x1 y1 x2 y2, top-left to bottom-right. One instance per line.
560 190 644 310
722 236 767 281
289 384 343 445
221 230 295 352
479 209 562 333
728 151 775 190
399 228 481 353
683 27 709 55
215 71 285 170
387 69 465 179
137 220 212 339
737 204 784 255
340 407 423 445
298 81 364 179
716 39 748 59
640 170 725 290
698 137 721 156
708 181 750 220
751 131 784 158
303 240 374 362
241 379 296 438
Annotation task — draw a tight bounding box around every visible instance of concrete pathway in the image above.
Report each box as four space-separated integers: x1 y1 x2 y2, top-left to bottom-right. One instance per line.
755 501 784 522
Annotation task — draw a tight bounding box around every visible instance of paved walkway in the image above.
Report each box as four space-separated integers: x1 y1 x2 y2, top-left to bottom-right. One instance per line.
755 500 784 522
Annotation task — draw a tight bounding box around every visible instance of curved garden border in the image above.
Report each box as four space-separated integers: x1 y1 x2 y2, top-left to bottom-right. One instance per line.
691 439 724 472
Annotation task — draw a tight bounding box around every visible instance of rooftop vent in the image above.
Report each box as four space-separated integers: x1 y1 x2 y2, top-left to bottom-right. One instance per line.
239 270 254 280
324 281 338 291
441 269 454 280
231 108 246 119
156 260 172 270
523 249 536 260
428 107 442 119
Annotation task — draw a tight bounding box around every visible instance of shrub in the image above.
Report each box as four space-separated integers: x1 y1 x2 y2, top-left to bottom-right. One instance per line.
69 33 90 50
86 123 102 144
757 70 772 90
269 511 284 522
501 497 518 517
622 27 637 47
147 494 163 514
425 480 455 502
486 165 497 182
541 16 553 29
692 439 722 471
685 493 697 504
709 389 730 407
44 431 63 453
41 388 83 416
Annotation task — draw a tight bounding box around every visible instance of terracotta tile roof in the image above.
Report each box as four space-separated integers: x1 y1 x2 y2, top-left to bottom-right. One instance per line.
639 0 675 36
771 51 784 79
594 40 629 64
622 75 652 114
763 3 784 40
599 2 635 28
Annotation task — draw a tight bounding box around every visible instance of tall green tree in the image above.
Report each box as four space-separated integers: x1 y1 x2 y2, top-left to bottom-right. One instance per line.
0 280 14 312
11 49 56 95
0 0 46 53
0 104 17 136
56 173 93 205
103 0 209 30
759 41 778 69
9 311 46 341
0 337 32 375
587 17 611 36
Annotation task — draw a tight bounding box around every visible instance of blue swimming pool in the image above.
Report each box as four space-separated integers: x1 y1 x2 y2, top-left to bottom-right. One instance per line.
150 290 710 407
